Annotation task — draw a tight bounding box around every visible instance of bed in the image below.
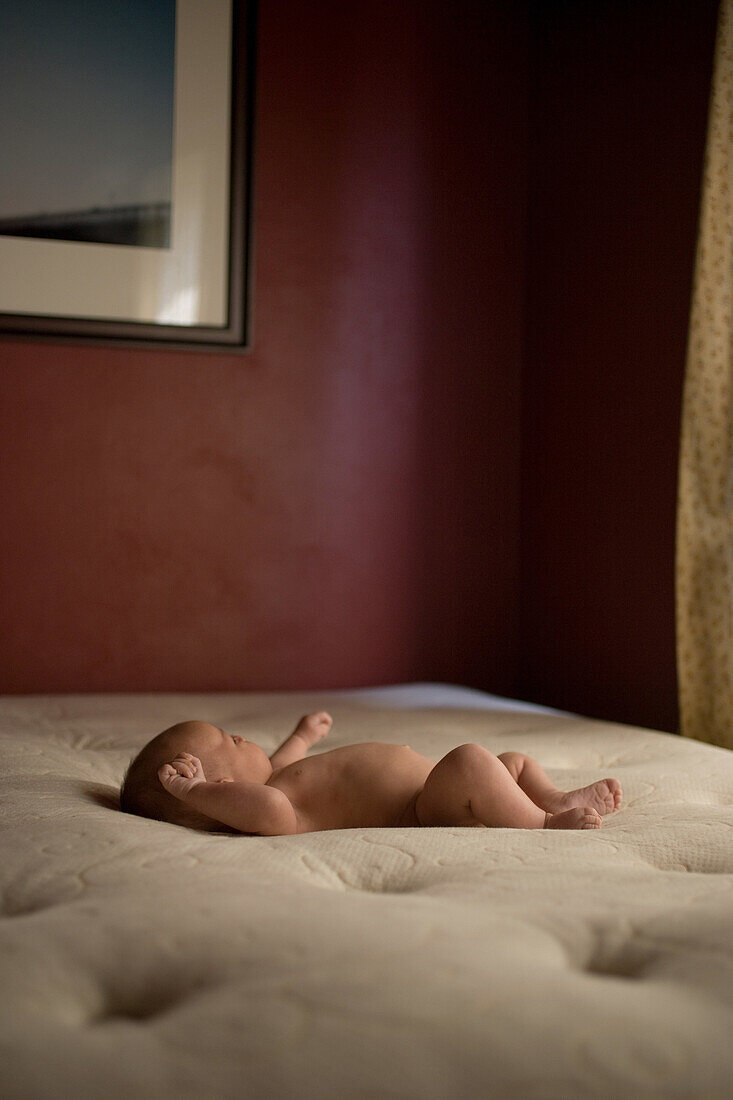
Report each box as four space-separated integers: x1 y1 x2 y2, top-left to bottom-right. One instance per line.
1 683 732 1098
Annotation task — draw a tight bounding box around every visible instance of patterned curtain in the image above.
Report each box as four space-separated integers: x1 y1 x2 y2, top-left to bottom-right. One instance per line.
677 0 733 748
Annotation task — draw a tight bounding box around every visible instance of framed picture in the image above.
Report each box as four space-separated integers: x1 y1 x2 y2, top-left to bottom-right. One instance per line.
0 0 254 351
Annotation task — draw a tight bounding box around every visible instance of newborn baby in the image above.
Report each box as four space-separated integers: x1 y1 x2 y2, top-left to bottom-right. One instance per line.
120 712 622 834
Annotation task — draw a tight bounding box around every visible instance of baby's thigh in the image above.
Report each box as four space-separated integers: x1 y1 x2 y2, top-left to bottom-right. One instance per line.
413 746 487 827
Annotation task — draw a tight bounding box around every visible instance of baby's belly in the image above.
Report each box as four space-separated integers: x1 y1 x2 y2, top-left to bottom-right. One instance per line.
270 744 435 832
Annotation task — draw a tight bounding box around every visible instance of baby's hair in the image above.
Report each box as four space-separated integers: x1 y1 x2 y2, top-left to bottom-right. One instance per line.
120 731 222 832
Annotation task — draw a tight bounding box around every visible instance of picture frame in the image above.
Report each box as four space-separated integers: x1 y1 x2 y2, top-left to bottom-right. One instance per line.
0 0 255 352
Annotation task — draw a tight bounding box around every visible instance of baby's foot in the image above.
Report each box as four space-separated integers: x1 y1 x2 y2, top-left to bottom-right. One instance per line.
293 711 332 747
158 752 206 801
544 807 602 830
547 778 622 817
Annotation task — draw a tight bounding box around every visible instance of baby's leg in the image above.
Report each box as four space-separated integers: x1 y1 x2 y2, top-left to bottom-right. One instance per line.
414 744 600 830
498 752 622 816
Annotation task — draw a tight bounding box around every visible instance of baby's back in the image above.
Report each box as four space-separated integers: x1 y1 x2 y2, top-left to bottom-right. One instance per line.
267 742 435 831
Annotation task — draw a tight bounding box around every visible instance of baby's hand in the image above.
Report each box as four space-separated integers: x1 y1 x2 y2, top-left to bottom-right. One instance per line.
296 711 333 748
158 752 206 801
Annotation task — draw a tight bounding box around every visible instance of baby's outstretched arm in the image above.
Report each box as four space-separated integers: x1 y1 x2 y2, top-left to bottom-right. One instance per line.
269 711 332 770
159 753 298 835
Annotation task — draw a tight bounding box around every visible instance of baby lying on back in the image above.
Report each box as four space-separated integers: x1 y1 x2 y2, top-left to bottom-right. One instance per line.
120 712 622 834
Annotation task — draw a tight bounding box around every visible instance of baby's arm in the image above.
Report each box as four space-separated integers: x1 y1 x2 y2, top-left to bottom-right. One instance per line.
269 711 332 770
159 755 298 835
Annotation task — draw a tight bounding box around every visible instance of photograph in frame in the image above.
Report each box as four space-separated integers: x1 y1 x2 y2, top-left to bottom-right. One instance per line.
0 0 253 350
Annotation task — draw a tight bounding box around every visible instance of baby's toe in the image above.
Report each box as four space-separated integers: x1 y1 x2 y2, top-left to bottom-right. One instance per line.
607 779 623 812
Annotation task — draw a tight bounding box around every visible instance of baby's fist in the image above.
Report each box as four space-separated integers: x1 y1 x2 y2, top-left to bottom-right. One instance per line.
297 711 332 746
158 752 206 800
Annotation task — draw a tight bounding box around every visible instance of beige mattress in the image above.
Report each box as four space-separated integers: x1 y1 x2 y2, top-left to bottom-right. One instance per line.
1 684 733 1099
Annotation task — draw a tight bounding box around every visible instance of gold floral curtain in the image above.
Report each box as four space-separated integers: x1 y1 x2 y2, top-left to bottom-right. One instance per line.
677 0 733 748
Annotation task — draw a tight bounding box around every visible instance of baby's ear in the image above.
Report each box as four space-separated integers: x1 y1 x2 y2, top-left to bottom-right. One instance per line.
215 777 234 783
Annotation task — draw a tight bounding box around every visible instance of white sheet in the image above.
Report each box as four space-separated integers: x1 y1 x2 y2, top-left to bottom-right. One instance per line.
1 685 732 1098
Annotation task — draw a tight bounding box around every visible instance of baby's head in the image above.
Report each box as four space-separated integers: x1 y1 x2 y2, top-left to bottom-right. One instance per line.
120 720 261 831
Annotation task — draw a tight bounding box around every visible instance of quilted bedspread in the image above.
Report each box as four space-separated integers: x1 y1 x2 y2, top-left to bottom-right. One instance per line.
1 685 733 1099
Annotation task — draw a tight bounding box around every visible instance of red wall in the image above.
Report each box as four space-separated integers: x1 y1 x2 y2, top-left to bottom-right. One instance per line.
0 1 718 730
520 0 719 730
0 1 526 694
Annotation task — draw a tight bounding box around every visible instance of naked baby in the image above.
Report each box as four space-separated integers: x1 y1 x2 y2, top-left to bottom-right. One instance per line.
120 712 623 834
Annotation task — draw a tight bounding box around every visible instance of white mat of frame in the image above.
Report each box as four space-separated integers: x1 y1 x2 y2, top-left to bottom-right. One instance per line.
1 684 733 1099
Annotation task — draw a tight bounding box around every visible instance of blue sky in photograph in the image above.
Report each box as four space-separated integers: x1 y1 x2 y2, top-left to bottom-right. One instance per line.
0 0 175 218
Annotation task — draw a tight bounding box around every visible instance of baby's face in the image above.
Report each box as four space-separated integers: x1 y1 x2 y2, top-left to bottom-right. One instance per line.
166 721 271 783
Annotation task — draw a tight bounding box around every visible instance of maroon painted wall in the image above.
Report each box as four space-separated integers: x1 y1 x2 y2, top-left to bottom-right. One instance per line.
0 1 526 694
0 1 718 729
520 0 719 730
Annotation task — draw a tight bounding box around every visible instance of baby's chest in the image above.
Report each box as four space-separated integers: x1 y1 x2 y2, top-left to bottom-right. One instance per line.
270 749 433 829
